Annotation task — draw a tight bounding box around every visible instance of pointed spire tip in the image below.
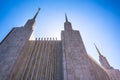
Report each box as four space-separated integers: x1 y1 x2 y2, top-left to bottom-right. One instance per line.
38 8 40 11
65 13 68 22
33 8 41 19
94 43 102 56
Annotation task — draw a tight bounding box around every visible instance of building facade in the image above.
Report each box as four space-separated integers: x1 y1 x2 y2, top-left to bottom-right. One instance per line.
0 8 120 80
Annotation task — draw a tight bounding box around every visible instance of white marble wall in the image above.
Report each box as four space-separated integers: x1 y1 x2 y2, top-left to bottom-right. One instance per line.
61 29 110 80
0 27 33 80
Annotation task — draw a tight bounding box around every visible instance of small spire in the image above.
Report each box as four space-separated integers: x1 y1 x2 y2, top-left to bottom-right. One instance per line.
33 8 40 19
94 43 102 56
65 13 68 22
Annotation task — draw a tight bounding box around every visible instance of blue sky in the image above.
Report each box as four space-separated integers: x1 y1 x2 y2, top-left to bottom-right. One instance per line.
0 0 120 69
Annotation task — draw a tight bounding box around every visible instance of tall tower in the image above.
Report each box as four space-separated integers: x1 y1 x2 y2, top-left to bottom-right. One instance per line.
61 14 110 80
94 44 120 80
0 8 40 80
94 44 112 69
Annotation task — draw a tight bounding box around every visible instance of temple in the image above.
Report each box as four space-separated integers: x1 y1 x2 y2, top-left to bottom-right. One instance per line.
0 8 120 80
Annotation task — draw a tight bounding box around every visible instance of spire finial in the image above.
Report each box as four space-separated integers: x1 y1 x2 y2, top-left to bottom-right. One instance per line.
94 43 102 56
65 13 68 22
33 8 40 19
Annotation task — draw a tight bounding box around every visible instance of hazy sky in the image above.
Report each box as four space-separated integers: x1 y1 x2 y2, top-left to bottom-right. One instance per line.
0 0 120 69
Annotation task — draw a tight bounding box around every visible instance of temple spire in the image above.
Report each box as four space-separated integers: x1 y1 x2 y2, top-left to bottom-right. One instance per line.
94 43 102 56
94 43 113 69
65 13 68 22
33 8 40 19
64 13 73 31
